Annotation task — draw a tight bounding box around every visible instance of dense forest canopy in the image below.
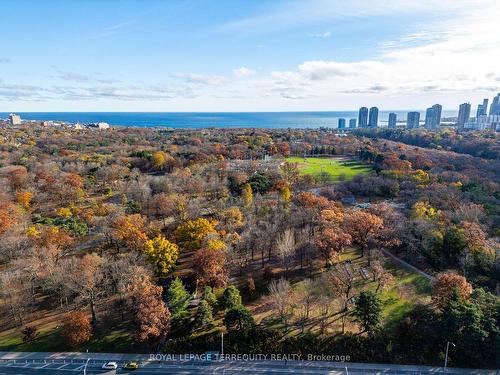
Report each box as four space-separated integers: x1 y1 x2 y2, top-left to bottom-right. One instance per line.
0 124 498 368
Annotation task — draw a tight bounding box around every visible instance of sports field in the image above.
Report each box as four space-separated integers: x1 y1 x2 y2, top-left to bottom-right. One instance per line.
286 156 372 182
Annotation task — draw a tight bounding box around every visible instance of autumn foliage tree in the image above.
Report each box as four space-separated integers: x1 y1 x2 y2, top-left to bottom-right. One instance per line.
432 271 473 310
131 276 171 347
0 198 20 236
63 253 104 323
241 183 253 207
193 247 229 288
62 311 92 347
174 218 218 252
344 211 383 257
15 191 33 209
28 225 74 276
6 166 28 191
143 235 179 275
111 214 149 251
314 227 351 267
152 151 167 170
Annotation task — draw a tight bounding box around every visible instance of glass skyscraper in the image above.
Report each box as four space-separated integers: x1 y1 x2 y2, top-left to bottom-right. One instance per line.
489 94 500 115
368 107 379 127
407 112 420 129
388 113 397 128
358 107 368 127
457 103 471 128
425 104 442 129
338 118 346 129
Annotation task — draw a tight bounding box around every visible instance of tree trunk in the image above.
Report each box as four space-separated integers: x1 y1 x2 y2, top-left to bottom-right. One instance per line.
90 291 97 324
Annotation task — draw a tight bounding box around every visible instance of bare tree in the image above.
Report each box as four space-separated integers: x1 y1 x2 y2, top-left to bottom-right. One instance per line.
371 260 394 292
61 253 105 324
276 229 295 278
0 270 31 326
294 278 318 333
328 265 356 334
314 274 336 334
104 253 151 321
268 278 292 329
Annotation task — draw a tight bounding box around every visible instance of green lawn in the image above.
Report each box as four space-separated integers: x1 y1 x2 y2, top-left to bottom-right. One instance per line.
286 156 372 182
254 247 432 335
0 326 146 353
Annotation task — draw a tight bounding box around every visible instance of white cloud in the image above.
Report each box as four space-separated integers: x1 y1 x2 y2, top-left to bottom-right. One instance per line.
176 73 226 86
233 67 254 78
260 0 500 105
297 60 387 80
307 31 331 38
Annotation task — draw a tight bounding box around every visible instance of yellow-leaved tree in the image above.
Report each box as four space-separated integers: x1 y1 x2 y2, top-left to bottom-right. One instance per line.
174 218 219 252
241 183 253 207
279 186 291 207
151 151 167 169
143 235 179 275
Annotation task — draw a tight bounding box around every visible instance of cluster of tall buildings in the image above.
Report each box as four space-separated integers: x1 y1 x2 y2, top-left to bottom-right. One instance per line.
357 106 379 127
336 93 500 132
337 105 433 130
424 104 442 130
458 93 500 131
338 106 381 129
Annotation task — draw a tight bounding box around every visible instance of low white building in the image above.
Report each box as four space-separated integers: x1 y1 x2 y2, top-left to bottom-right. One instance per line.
464 115 500 131
9 113 21 126
97 122 110 129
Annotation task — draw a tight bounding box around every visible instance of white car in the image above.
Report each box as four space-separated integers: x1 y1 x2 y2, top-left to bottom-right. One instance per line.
102 361 118 370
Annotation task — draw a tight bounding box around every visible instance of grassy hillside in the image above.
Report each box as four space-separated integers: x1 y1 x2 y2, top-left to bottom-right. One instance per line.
286 156 372 181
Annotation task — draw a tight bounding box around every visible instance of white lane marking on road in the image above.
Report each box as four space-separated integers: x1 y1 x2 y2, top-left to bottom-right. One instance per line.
57 363 69 369
36 363 51 369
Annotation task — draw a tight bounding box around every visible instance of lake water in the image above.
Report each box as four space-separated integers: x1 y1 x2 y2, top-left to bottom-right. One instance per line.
0 111 456 128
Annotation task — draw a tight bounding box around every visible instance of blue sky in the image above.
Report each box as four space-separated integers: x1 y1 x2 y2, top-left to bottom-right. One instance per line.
1 0 499 111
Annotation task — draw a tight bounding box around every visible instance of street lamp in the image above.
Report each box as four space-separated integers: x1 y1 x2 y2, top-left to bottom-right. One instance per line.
444 341 455 373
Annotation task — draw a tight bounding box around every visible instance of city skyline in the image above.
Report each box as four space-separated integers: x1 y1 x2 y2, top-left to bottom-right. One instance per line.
1 0 500 112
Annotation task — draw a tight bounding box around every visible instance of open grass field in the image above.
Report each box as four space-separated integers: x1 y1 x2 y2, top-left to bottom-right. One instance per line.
286 156 372 182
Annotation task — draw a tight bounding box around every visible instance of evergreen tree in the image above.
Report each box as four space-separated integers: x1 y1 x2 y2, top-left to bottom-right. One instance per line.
194 299 214 328
353 291 382 333
440 289 490 366
201 286 217 308
223 306 255 332
221 285 242 310
166 277 190 319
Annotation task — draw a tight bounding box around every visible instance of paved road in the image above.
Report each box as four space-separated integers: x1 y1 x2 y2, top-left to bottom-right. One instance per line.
0 358 496 375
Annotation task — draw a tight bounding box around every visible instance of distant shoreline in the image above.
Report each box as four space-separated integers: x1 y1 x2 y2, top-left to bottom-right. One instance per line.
0 111 457 129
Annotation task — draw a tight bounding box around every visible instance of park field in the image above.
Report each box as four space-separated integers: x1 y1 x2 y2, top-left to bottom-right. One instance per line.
286 156 372 182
